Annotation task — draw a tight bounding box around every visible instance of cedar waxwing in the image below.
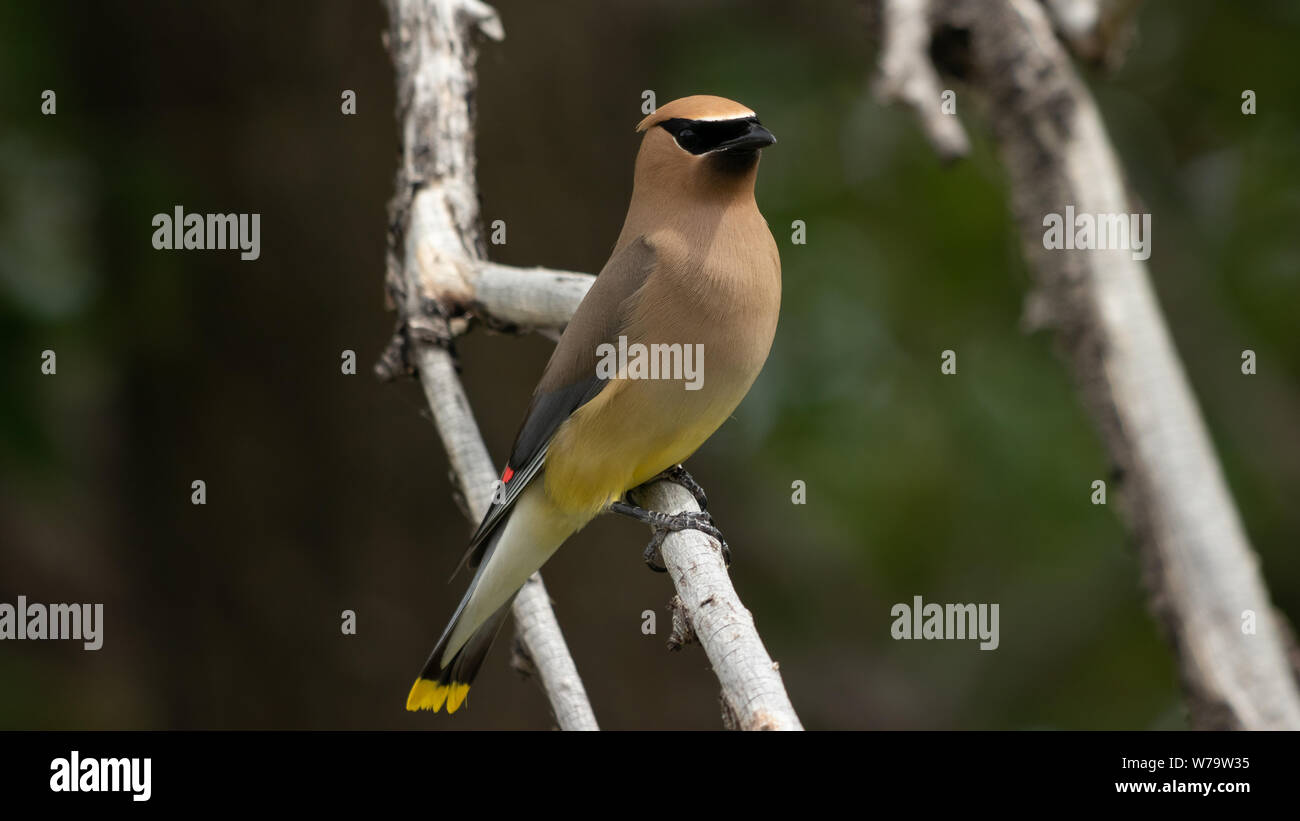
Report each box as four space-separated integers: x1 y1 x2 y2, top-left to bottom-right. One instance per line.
407 95 781 713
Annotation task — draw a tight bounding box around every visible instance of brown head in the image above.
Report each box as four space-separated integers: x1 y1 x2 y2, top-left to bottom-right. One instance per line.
630 95 776 202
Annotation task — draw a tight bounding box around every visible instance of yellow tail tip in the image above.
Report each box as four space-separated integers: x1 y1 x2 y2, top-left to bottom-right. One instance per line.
405 678 471 713
446 682 470 713
406 678 448 712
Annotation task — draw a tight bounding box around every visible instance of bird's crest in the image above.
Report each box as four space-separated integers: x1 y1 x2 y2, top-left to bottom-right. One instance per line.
636 95 756 132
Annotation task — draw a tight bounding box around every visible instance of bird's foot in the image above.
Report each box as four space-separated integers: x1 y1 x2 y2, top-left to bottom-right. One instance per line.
652 464 708 511
609 501 730 572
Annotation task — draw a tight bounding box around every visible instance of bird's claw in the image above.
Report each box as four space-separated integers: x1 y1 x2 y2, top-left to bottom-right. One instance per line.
643 529 669 572
657 464 708 511
639 509 730 572
611 487 730 572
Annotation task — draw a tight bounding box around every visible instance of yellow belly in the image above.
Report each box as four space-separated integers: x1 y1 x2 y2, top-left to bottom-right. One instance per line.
543 375 747 518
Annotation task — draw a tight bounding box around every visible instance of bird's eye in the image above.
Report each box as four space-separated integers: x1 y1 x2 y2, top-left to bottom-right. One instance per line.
658 119 710 153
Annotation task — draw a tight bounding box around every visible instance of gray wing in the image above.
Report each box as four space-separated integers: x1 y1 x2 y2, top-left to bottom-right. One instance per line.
455 236 658 572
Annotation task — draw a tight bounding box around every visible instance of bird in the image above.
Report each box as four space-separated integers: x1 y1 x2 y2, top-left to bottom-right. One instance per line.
407 95 781 713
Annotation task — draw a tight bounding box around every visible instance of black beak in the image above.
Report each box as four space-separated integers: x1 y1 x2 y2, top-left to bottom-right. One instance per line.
715 121 777 152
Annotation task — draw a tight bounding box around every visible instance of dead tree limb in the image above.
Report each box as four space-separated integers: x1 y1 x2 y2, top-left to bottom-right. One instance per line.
1042 0 1143 68
631 481 804 730
381 0 598 730
873 0 970 161
471 262 594 331
875 0 1300 729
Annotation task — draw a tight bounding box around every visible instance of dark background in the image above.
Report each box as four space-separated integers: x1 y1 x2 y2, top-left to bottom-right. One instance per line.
1 0 1297 729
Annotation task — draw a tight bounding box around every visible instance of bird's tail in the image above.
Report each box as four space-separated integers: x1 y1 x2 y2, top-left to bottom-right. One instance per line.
405 480 582 713
406 594 515 713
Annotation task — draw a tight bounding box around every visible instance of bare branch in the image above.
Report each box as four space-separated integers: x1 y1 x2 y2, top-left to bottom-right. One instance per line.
382 0 598 730
630 481 804 731
873 0 971 161
471 261 593 330
885 0 1300 729
1042 0 1143 68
